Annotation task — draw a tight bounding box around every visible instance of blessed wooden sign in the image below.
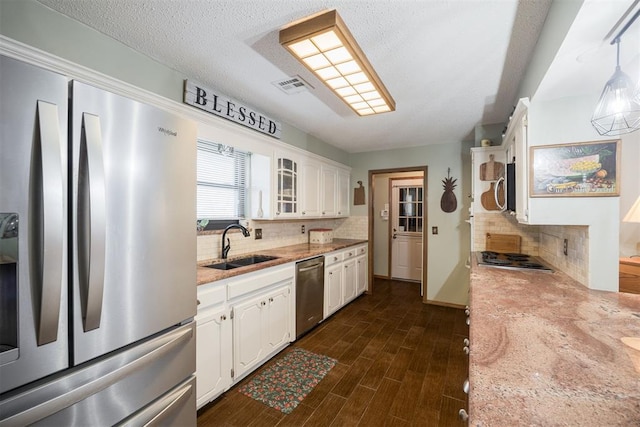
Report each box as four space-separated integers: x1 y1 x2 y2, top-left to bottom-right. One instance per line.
184 80 281 139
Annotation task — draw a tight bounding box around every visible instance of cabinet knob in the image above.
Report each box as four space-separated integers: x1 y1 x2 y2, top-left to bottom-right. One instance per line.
276 211 280 215
463 346 469 355
463 379 469 394
338 211 341 215
221 314 226 321
465 308 470 316
261 301 266 306
322 211 326 215
466 318 470 326
197 299 201 306
463 338 470 346
269 297 274 302
459 409 469 421
302 211 306 215
334 257 338 261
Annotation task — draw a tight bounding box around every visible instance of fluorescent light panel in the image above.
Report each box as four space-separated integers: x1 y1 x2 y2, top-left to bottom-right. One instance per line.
280 9 395 116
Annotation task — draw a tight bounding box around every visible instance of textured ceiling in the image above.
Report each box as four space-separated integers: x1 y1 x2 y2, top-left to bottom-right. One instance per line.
37 0 553 153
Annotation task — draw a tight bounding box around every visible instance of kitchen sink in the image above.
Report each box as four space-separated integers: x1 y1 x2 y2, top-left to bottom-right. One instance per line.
205 262 239 270
228 255 279 266
204 255 279 270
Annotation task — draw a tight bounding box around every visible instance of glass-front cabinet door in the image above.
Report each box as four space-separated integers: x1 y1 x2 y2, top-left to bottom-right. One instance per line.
274 153 298 217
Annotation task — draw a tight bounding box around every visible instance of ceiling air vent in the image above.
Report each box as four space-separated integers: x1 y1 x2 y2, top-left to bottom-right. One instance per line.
272 75 313 95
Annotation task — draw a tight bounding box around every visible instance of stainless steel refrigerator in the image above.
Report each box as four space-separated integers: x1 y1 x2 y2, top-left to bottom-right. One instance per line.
0 55 198 426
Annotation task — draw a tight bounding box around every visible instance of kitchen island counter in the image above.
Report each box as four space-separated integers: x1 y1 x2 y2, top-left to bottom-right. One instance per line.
196 239 366 285
469 256 640 426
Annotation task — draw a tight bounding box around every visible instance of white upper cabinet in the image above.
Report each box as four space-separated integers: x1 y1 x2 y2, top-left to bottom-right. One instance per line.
321 165 338 217
273 151 300 218
249 146 351 220
502 98 530 224
337 169 350 217
300 158 322 217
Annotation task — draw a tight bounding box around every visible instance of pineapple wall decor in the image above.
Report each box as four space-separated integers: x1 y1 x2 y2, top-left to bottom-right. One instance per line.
440 168 458 213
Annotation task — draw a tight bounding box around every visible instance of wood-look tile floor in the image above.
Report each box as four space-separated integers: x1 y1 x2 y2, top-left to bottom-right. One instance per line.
197 278 469 427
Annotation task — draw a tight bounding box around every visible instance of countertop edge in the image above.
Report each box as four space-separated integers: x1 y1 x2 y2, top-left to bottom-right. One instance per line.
196 239 367 286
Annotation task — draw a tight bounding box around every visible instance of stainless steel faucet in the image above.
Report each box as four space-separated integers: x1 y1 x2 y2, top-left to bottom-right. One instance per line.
221 224 250 259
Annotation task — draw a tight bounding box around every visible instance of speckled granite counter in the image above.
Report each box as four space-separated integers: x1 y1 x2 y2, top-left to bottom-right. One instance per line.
469 255 640 426
196 239 366 285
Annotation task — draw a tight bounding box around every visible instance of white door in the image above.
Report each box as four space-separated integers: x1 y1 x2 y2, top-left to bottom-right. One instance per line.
391 179 423 281
265 285 291 352
321 165 338 216
324 263 342 317
232 297 264 379
356 254 367 295
301 159 321 217
342 258 357 304
196 306 231 408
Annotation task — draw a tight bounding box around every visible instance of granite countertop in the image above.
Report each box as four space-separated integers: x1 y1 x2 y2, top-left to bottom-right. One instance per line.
196 238 366 285
469 256 640 426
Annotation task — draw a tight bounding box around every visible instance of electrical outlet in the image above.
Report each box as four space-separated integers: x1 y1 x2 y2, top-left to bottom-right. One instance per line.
301 225 305 234
563 239 568 256
432 226 438 235
255 228 262 240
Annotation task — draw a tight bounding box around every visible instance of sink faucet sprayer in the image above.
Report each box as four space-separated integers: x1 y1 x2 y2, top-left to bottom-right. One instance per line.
221 224 250 259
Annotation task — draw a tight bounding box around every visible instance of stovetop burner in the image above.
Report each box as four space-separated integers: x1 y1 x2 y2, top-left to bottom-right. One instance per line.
477 251 553 272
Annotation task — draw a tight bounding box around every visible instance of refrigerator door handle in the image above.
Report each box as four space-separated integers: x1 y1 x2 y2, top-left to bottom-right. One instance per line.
117 378 194 427
79 113 106 331
0 325 193 426
36 100 64 345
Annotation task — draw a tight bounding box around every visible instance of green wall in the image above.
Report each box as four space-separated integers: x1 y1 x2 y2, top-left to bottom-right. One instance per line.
349 141 473 305
0 0 350 165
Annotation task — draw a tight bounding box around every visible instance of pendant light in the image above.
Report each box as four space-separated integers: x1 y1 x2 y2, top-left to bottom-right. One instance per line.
591 38 640 136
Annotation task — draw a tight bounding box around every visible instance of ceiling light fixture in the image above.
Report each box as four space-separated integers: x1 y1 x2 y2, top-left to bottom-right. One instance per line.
279 9 395 116
591 9 640 136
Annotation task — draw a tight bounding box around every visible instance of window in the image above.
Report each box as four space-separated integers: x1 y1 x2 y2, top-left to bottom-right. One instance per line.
197 140 250 221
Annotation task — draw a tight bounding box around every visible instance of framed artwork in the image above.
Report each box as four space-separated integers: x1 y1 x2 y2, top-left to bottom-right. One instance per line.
529 139 620 197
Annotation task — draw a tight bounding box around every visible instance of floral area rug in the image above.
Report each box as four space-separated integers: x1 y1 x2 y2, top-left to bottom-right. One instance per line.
237 347 337 414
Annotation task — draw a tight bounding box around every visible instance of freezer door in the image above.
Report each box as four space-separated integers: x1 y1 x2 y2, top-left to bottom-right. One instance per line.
0 322 196 426
70 81 197 364
0 56 69 393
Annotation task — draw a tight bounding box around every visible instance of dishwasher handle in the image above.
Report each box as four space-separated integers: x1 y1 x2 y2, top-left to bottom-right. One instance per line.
298 262 324 273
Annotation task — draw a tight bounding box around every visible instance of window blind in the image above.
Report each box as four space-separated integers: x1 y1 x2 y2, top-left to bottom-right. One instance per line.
197 140 249 219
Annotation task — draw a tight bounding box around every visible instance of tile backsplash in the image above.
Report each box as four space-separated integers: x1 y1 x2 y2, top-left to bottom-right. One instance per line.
538 225 588 285
473 212 589 286
473 212 539 255
197 215 368 262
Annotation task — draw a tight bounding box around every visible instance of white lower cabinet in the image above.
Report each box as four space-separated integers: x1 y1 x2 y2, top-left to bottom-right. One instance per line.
342 250 357 304
356 249 367 295
324 244 367 318
233 284 292 380
195 285 232 409
196 263 294 408
325 261 343 318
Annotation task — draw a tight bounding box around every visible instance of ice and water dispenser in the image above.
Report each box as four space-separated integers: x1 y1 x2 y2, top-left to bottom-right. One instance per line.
0 213 18 363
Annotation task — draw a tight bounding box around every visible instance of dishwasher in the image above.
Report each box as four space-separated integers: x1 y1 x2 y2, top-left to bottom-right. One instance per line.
295 256 325 338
